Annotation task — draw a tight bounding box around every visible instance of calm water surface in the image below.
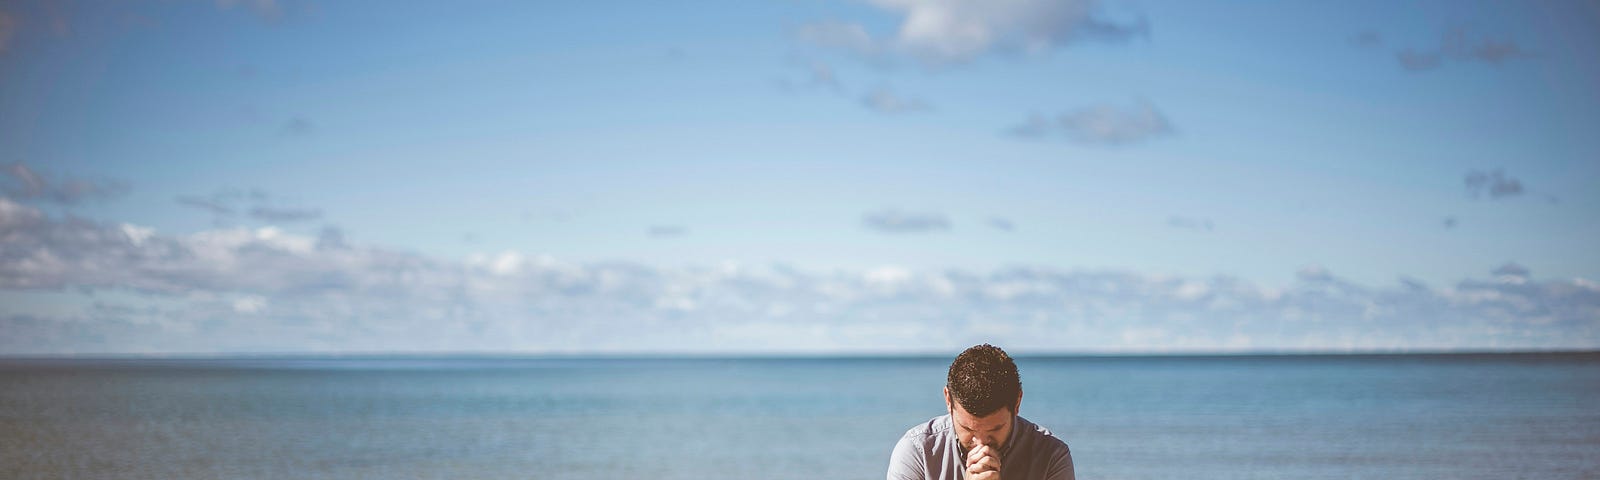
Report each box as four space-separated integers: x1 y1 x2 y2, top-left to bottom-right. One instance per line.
2 353 1596 479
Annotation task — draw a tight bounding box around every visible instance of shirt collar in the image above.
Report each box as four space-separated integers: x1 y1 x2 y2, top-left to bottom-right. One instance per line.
999 414 1021 458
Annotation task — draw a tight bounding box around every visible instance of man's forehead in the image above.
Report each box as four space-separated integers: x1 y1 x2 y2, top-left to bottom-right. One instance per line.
950 402 1011 428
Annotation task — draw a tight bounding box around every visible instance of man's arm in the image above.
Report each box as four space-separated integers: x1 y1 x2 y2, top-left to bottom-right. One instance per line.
886 432 926 480
1045 444 1076 480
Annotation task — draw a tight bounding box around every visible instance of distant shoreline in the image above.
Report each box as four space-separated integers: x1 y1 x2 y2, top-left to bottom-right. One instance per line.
2 349 1596 362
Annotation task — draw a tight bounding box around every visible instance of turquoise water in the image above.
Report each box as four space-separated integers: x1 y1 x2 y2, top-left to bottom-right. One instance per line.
2 354 1596 479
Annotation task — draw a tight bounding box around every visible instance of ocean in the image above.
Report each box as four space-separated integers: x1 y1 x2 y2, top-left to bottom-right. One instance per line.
2 353 1596 479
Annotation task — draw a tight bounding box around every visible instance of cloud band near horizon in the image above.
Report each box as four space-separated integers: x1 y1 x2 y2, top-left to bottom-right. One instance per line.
2 198 1595 355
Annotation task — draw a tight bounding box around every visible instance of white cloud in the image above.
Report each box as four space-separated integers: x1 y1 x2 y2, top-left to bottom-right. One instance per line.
1 199 1596 354
473 250 527 276
800 0 1147 66
233 295 267 314
1173 280 1209 301
1493 262 1530 280
120 224 155 245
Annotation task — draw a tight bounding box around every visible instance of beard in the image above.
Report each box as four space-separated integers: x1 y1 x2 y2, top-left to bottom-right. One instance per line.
950 409 1011 462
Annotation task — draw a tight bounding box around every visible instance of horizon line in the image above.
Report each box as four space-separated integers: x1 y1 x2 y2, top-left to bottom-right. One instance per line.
3 348 1597 361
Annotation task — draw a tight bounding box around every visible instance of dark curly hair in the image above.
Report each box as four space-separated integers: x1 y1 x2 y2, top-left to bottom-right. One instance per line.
946 344 1021 417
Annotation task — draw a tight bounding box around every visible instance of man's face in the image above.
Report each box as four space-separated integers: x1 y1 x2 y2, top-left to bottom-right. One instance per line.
945 386 1018 453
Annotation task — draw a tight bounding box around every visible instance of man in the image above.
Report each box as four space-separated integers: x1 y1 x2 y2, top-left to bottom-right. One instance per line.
887 344 1075 480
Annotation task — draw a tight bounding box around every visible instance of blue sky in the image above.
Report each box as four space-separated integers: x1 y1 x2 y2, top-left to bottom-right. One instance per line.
1 0 1597 354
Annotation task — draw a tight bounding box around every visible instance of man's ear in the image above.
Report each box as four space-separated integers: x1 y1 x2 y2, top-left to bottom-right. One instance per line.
1013 389 1023 416
943 386 952 410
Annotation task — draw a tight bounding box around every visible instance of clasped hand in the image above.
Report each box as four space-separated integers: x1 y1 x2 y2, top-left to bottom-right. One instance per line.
964 438 1001 480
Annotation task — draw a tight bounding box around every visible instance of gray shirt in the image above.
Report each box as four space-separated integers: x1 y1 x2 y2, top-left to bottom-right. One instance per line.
887 414 1074 480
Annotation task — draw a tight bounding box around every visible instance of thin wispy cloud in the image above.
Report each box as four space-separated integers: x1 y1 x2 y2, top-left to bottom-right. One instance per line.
0 11 16 53
1296 265 1336 283
1465 169 1524 200
1350 30 1383 48
648 225 687 238
521 209 573 224
176 189 262 217
1009 102 1174 145
1399 276 1430 291
860 87 931 113
796 20 879 57
1167 216 1214 232
1492 262 1530 279
176 188 322 224
249 206 322 223
1391 28 1534 72
986 217 1016 232
1396 49 1444 72
806 59 844 92
2 162 128 205
216 0 285 23
279 116 314 136
1058 102 1173 144
316 225 347 250
176 195 235 216
1007 113 1053 138
1463 169 1559 205
862 209 950 233
778 59 930 115
776 57 845 94
802 58 843 92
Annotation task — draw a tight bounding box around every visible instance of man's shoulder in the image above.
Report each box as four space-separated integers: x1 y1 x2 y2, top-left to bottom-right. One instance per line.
900 414 952 441
890 415 952 479
1014 415 1072 457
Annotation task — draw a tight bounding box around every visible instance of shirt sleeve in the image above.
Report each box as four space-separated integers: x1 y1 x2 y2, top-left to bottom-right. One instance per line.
1045 444 1076 480
886 432 926 480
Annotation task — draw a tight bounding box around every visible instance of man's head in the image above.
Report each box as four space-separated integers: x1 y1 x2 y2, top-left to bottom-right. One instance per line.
944 343 1022 453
